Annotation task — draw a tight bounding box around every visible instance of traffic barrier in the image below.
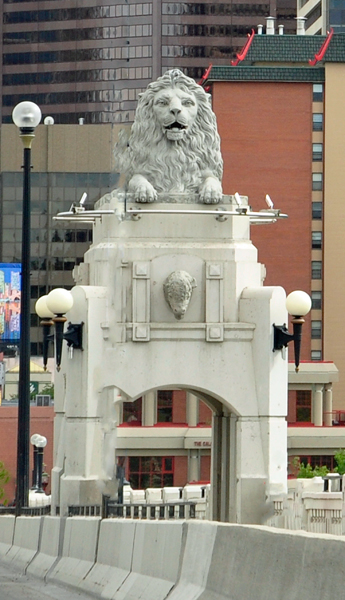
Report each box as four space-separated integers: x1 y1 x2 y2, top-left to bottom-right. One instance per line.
26 516 65 579
80 519 135 598
0 515 15 558
2 516 41 571
47 516 101 589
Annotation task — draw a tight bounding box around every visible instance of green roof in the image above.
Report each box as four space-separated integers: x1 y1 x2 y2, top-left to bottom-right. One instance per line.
208 33 345 83
209 66 325 83
245 32 345 63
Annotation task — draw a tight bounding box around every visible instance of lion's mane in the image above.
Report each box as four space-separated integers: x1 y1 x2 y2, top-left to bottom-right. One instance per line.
114 70 223 194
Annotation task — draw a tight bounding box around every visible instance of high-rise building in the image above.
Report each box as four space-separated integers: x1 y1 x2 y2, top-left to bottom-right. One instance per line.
0 122 121 355
0 0 296 125
297 0 345 35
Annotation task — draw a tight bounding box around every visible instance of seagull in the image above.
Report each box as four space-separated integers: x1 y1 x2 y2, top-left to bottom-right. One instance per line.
265 194 274 209
234 192 242 207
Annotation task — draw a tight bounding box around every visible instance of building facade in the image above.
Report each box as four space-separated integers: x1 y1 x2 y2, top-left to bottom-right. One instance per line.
0 0 296 125
297 0 345 36
0 123 121 356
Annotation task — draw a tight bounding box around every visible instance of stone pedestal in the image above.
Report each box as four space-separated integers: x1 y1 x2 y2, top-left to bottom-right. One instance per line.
54 193 289 523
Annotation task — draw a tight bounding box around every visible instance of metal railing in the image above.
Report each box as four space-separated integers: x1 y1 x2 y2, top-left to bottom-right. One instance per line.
104 501 196 520
0 504 51 516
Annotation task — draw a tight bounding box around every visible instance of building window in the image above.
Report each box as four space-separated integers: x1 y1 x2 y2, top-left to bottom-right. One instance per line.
122 397 142 424
312 143 323 161
311 350 322 360
312 202 322 219
127 456 174 489
313 84 323 102
312 261 322 279
311 291 322 310
296 391 312 422
312 231 322 249
313 113 323 131
157 390 173 422
312 173 323 191
311 320 322 338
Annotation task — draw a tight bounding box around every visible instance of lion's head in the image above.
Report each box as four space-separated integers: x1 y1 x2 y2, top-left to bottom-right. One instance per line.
114 70 223 196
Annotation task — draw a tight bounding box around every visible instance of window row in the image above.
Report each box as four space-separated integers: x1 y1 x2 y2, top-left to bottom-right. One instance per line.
162 23 259 36
4 67 151 87
162 3 269 16
3 82 149 107
4 25 152 45
162 45 234 58
3 4 152 23
4 46 153 65
2 171 115 188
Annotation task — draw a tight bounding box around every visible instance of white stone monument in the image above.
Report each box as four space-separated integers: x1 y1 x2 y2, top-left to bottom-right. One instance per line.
52 70 288 523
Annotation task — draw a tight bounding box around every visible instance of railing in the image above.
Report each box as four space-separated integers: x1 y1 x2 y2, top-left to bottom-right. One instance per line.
104 501 196 520
0 504 51 516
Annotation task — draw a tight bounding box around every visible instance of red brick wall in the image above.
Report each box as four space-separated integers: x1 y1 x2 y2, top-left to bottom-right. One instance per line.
172 390 187 423
174 455 188 486
198 400 212 426
200 454 211 483
213 81 312 360
0 406 54 503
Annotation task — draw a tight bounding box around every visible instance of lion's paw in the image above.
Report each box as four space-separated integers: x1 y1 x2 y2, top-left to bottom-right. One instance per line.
128 175 158 203
199 177 223 204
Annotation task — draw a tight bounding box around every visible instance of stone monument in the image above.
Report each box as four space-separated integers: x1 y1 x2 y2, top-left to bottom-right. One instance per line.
52 70 289 523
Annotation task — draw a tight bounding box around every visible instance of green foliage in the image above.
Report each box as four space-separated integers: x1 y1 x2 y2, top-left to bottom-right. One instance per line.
0 461 10 505
40 383 54 399
334 449 345 475
292 456 329 478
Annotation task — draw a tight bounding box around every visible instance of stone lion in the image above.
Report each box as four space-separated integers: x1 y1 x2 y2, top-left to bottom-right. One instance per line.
115 69 223 203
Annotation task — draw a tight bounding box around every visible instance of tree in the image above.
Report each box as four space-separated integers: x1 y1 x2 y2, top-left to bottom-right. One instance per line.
334 449 345 475
292 456 329 478
40 383 54 399
0 461 10 505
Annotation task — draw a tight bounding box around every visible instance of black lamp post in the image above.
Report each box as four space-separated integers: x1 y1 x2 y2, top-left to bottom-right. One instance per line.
12 101 41 515
30 434 47 493
273 290 312 372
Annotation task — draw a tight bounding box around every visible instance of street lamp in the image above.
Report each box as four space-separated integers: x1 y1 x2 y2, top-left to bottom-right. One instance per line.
36 289 83 371
273 290 312 372
12 101 41 515
30 434 47 493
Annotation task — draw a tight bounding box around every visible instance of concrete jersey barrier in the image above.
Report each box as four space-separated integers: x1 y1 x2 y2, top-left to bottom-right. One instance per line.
0 515 15 558
26 516 65 579
2 516 41 571
80 519 136 598
2 516 345 599
47 516 101 589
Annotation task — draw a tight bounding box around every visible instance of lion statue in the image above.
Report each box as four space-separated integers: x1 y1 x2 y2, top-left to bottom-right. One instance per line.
114 69 223 204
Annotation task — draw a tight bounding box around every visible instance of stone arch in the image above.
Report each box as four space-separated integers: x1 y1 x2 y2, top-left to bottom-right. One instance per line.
114 383 239 522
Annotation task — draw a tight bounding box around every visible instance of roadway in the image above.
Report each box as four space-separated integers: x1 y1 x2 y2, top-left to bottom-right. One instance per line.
0 561 96 600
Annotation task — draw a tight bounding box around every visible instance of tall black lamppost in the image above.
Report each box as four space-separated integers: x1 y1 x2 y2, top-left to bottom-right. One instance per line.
12 101 41 515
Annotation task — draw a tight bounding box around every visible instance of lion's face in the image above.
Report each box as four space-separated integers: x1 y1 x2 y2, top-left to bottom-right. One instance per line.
153 87 198 141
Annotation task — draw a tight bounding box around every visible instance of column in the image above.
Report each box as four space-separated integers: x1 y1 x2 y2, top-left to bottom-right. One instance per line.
210 411 236 522
313 384 324 426
188 449 200 482
324 384 333 426
142 391 156 426
186 392 199 427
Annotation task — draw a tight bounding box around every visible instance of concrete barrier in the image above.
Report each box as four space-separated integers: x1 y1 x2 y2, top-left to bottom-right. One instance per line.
0 515 15 558
185 523 345 600
165 520 217 600
112 520 184 600
81 519 136 598
26 516 65 579
2 517 345 600
47 516 101 589
2 516 41 571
